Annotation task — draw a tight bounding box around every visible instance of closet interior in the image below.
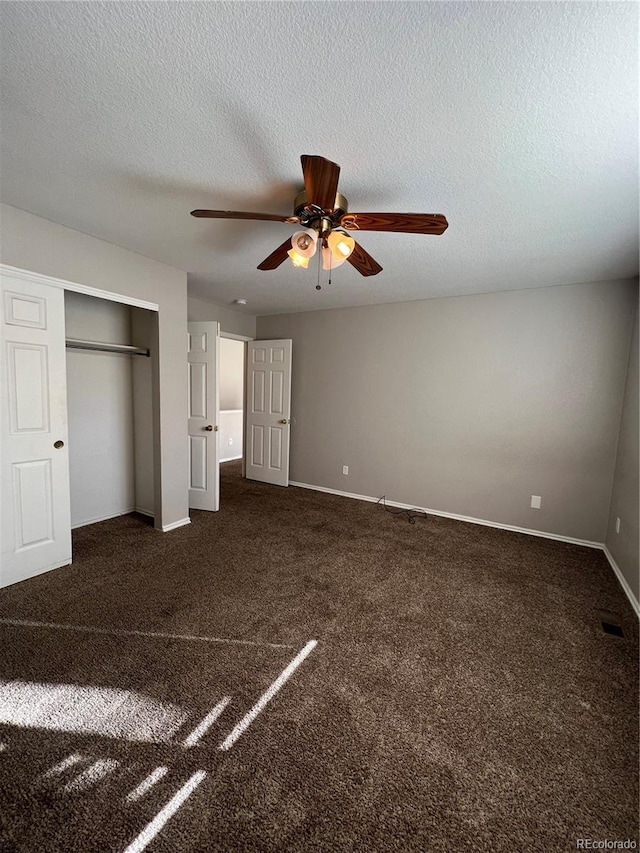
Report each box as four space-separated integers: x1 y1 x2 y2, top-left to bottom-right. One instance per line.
64 291 155 528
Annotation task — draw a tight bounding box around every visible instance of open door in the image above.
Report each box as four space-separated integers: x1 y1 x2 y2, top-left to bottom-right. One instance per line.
1 271 72 588
245 339 292 487
188 321 220 511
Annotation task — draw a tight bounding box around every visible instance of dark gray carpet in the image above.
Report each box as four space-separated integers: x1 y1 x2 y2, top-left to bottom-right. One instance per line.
0 461 638 852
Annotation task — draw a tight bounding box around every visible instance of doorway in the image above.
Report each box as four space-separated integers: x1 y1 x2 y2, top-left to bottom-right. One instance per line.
218 337 245 465
218 333 250 504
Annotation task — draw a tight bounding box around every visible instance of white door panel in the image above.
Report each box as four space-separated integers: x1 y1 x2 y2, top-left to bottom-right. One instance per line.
187 322 219 511
1 273 72 588
245 340 292 487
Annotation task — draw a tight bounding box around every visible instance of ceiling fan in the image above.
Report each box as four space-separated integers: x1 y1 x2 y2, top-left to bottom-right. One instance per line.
191 155 448 278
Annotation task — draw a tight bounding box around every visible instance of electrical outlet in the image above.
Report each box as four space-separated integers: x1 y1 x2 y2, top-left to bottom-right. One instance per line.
531 495 542 509
342 465 349 475
228 438 233 445
615 517 621 533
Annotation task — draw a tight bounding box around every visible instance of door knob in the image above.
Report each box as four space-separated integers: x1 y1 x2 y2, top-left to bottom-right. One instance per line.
204 425 218 431
53 440 64 449
279 419 290 425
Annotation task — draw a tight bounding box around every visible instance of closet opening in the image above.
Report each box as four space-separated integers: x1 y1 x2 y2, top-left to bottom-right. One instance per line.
64 291 156 531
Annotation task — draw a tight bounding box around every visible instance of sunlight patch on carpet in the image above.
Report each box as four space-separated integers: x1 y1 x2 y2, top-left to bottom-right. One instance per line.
183 696 231 747
0 679 189 743
219 639 317 751
0 616 296 649
63 757 120 792
126 766 169 803
123 770 207 853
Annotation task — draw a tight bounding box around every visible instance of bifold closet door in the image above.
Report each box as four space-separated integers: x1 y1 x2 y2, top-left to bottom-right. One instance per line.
1 271 72 588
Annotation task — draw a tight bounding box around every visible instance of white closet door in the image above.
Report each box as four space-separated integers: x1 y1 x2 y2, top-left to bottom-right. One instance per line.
1 272 72 588
245 339 292 487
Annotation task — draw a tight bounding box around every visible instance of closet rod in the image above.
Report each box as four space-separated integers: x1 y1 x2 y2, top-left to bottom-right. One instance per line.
65 338 150 357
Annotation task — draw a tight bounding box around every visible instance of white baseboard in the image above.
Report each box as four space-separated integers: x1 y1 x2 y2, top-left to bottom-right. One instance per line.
602 546 640 618
290 480 639 617
135 507 154 518
161 517 191 533
71 507 136 530
289 481 602 548
220 455 243 463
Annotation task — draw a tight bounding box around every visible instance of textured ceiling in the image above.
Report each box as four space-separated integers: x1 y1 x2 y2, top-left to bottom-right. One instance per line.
0 2 637 316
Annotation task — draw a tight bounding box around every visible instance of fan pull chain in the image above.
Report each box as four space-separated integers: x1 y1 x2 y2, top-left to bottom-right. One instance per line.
316 237 332 289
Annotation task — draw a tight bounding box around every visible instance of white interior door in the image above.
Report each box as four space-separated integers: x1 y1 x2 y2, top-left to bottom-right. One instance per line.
1 272 72 588
188 321 219 511
246 340 292 487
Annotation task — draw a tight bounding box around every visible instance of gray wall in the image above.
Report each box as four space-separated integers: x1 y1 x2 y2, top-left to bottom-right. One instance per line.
188 295 256 339
0 203 188 529
606 289 639 602
219 410 243 462
258 279 637 543
220 337 244 410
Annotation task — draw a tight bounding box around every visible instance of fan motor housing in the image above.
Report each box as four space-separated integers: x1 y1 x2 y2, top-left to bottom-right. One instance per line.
294 191 348 221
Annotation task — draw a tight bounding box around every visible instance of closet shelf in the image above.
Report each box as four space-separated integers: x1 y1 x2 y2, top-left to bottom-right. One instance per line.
65 338 150 357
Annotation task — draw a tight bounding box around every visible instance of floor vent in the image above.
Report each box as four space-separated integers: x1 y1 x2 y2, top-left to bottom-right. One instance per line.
596 610 625 638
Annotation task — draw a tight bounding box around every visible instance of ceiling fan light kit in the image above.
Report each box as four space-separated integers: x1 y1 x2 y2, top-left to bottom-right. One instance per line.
286 250 309 269
287 227 353 271
322 245 347 271
327 230 355 261
190 155 448 282
287 229 318 267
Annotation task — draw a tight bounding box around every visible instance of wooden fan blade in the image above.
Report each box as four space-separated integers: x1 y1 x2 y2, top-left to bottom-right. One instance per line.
340 213 448 234
300 155 341 210
347 241 383 277
191 209 298 223
257 238 292 271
